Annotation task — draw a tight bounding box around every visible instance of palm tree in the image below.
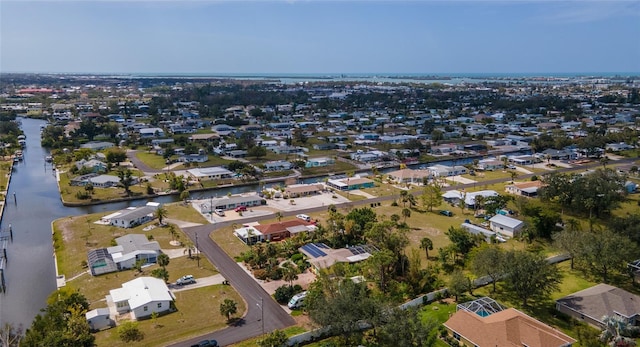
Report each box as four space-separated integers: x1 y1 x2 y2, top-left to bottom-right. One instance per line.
599 315 640 347
402 208 411 223
509 170 518 183
420 237 433 259
157 253 170 270
168 224 178 242
281 261 299 287
219 299 238 321
600 155 610 169
400 190 409 207
183 241 196 258
275 212 283 222
155 206 168 225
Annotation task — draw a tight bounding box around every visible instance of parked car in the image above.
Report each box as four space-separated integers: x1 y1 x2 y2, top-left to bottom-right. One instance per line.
177 275 195 285
214 209 225 216
288 291 308 309
296 214 311 222
190 339 218 347
234 205 247 212
439 210 454 217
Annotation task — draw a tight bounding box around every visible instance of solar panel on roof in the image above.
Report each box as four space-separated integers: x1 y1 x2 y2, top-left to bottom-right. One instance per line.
315 243 330 249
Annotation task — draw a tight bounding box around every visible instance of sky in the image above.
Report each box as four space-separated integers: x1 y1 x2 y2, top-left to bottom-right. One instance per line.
1 0 639 74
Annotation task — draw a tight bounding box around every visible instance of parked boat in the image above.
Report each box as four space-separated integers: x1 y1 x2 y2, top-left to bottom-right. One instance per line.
45 155 53 162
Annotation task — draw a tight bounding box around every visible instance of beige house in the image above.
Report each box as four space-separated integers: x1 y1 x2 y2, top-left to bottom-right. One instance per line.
445 297 575 347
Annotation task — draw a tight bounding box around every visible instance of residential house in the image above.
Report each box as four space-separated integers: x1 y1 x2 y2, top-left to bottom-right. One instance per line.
305 157 335 168
107 233 161 270
199 194 265 213
444 297 575 347
226 150 248 158
431 144 458 155
107 204 159 229
139 127 165 138
386 169 432 185
476 159 504 171
285 184 324 198
506 181 544 197
427 164 468 177
70 174 131 188
75 159 107 173
300 243 378 273
326 176 375 191
263 160 293 171
80 141 115 151
178 153 208 163
107 277 175 320
489 214 524 238
254 219 315 242
556 284 640 328
233 225 263 245
187 167 234 181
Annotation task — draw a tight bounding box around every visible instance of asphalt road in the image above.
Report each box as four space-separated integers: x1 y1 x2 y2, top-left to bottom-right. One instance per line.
169 223 296 347
167 156 639 346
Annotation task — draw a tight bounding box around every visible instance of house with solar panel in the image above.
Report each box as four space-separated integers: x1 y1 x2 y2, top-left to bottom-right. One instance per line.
444 297 575 347
299 243 379 273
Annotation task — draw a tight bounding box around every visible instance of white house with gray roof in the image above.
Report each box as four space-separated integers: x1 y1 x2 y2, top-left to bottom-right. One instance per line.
107 234 161 270
108 203 159 228
187 167 234 180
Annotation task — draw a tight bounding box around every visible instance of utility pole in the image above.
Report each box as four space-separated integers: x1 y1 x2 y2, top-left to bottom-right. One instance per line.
195 233 200 268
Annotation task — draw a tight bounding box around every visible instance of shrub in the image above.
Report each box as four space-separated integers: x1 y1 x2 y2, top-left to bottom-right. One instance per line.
531 175 538 181
118 321 144 342
290 253 303 263
75 191 90 200
253 268 268 280
273 284 304 304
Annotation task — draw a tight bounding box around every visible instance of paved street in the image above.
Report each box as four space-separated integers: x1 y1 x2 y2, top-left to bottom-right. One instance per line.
169 222 296 347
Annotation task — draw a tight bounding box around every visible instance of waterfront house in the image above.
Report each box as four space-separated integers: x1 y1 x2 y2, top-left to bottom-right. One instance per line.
187 167 234 181
284 183 324 198
80 141 115 151
108 204 158 228
107 234 161 270
107 277 175 320
305 157 335 168
177 153 208 163
75 159 107 173
199 195 265 213
263 160 293 171
386 168 432 184
326 176 375 191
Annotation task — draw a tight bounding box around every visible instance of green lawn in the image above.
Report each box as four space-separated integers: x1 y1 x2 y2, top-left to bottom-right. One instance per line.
135 151 168 170
57 171 160 204
93 285 245 347
210 225 251 261
165 202 209 224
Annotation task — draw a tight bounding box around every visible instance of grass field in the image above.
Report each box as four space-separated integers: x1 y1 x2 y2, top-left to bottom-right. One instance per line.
210 225 251 261
135 151 168 170
165 201 209 224
93 285 245 347
300 161 357 176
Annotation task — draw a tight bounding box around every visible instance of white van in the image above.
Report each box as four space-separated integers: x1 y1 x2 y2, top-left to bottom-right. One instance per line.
296 214 311 222
287 291 307 309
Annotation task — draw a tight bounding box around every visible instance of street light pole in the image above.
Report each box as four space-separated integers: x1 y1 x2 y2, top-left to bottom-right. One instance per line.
257 297 264 335
195 233 200 268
